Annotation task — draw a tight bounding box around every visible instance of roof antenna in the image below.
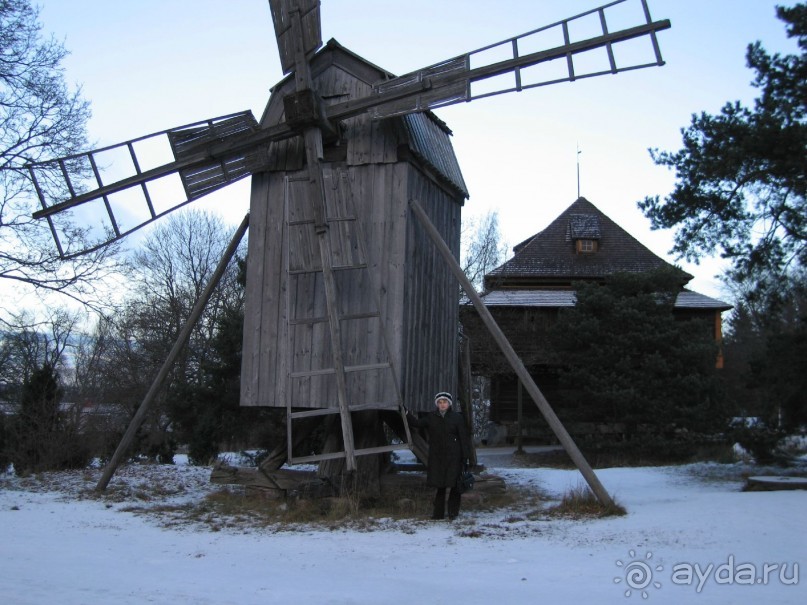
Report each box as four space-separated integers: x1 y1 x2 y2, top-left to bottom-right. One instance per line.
576 143 582 199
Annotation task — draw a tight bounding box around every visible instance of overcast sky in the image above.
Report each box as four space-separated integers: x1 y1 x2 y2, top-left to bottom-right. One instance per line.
36 0 800 299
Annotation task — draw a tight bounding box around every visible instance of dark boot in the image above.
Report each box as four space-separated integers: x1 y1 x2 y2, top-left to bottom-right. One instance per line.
447 488 461 520
432 488 446 519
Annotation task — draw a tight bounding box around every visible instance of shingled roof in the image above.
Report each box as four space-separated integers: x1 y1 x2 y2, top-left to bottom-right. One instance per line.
485 197 692 289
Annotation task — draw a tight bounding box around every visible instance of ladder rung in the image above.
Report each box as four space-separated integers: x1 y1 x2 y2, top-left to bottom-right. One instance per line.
290 407 341 419
288 443 410 466
288 216 357 227
290 362 391 379
289 263 368 275
290 451 346 464
289 311 381 326
355 443 410 456
289 400 400 419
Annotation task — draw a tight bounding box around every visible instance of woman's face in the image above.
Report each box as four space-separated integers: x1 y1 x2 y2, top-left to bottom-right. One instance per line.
435 397 450 412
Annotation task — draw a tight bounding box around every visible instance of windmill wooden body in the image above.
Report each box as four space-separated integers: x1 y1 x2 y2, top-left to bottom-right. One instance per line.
28 0 670 502
243 41 468 466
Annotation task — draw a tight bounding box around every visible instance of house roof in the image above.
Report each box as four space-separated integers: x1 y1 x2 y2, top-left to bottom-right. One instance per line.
465 288 732 311
488 197 691 284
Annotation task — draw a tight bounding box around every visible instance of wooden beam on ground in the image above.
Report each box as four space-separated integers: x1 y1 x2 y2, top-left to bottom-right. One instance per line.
409 199 615 508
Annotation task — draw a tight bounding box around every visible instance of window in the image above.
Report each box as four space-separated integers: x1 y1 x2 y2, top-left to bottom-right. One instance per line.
576 239 598 254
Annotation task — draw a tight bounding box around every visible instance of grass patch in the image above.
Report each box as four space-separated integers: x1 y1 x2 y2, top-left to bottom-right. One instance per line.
544 484 626 519
122 479 539 531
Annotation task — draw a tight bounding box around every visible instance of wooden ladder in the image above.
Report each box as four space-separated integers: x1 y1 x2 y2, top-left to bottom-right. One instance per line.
283 169 412 468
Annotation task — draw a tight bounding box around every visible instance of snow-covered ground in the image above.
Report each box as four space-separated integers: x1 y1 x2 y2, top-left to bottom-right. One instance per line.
1 449 804 605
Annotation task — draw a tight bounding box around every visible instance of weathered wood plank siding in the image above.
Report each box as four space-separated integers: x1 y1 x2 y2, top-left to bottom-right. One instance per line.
401 165 460 411
241 172 287 409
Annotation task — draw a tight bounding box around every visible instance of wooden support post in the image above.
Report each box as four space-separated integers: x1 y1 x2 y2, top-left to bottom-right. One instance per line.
96 214 250 491
516 378 524 454
409 200 615 508
460 336 478 467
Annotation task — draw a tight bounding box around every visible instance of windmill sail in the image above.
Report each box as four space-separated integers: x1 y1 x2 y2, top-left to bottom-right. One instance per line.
29 112 264 258
269 0 322 75
325 0 670 120
168 113 266 201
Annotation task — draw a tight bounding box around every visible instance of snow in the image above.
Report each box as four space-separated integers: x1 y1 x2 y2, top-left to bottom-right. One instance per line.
1 450 804 605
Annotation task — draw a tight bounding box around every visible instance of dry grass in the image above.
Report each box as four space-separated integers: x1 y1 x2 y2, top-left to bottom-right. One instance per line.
146 481 536 531
543 484 626 519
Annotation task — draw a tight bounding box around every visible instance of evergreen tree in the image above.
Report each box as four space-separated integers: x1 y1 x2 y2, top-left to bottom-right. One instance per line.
549 268 725 440
7 363 89 474
723 269 807 430
638 5 806 282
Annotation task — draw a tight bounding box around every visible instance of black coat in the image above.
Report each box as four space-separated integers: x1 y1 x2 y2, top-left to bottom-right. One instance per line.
409 409 471 488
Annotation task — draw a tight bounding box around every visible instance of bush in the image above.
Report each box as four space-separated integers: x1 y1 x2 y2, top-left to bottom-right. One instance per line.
516 433 734 468
729 425 788 464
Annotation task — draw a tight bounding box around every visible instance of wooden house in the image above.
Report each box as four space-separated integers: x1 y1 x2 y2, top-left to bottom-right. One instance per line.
460 197 732 441
240 40 469 416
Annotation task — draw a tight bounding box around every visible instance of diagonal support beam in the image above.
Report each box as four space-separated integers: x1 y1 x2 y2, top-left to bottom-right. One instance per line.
409 199 615 508
95 214 250 491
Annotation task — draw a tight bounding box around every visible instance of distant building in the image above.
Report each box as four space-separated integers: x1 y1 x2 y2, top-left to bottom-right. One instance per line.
0 399 127 434
460 197 732 443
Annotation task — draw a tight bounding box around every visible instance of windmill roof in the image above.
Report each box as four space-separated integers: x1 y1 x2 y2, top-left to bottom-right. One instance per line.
489 197 690 283
266 39 468 199
400 112 468 198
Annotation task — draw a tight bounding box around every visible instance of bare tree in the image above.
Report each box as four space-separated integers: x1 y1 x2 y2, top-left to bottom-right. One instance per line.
461 210 508 293
0 0 120 316
0 307 80 388
0 308 81 424
127 209 244 384
88 209 245 460
459 210 508 438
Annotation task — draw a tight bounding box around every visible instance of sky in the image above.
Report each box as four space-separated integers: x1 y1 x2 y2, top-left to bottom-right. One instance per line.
1 450 805 604
34 0 801 300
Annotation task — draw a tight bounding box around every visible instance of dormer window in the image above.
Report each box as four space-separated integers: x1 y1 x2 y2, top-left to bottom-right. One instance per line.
576 238 598 254
568 213 601 255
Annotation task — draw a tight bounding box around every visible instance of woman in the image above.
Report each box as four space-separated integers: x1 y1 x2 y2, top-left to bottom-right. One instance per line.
408 392 471 520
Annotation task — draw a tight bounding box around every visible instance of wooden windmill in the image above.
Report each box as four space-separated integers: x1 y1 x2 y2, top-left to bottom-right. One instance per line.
29 0 670 503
